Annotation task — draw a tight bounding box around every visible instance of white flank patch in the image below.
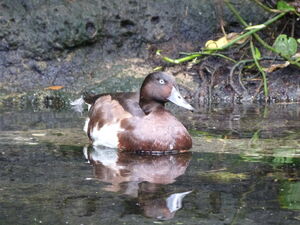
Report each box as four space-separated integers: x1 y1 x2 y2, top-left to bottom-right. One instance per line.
83 118 90 133
90 122 123 148
87 103 91 111
82 145 89 162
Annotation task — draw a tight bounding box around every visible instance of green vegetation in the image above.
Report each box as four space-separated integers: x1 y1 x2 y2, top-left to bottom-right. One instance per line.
157 0 300 101
273 34 298 58
199 171 248 182
279 182 300 210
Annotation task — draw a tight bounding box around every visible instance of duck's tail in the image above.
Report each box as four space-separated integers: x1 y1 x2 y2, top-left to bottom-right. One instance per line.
70 96 85 113
71 92 100 113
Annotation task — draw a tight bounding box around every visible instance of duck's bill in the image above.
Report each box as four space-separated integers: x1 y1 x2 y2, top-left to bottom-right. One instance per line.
167 87 194 111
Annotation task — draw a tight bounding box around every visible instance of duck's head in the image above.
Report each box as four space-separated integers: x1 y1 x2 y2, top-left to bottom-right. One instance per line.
140 72 194 113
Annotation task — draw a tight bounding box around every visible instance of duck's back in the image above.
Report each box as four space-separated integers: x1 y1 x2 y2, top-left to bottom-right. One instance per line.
84 92 144 115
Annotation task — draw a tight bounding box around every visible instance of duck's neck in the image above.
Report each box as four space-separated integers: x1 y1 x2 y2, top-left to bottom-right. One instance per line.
139 100 165 115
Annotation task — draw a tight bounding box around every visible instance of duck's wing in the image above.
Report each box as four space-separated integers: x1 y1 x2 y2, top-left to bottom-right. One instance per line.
86 92 144 139
86 94 133 143
112 92 145 117
85 92 144 116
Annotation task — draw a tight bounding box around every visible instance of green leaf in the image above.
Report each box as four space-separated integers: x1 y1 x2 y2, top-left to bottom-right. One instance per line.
254 47 261 60
287 37 298 54
273 34 298 57
277 1 295 11
297 39 300 44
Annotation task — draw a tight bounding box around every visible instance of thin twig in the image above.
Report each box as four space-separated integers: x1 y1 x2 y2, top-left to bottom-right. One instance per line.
225 0 300 67
198 64 210 104
229 59 254 96
250 41 268 100
253 79 263 100
291 15 295 37
238 66 248 93
250 0 281 13
160 11 287 64
178 52 237 63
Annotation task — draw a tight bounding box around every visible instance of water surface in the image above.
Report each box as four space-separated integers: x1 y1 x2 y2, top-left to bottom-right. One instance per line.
1 103 300 225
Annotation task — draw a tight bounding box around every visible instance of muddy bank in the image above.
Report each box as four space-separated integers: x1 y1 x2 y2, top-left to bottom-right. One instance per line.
0 0 299 109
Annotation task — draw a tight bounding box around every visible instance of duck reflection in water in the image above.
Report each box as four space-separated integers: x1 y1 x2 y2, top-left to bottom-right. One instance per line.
83 146 192 220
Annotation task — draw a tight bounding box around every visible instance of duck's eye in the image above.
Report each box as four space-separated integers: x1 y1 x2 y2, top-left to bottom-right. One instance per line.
159 79 165 85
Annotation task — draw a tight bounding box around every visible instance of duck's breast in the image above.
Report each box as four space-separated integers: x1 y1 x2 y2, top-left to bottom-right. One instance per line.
118 111 192 151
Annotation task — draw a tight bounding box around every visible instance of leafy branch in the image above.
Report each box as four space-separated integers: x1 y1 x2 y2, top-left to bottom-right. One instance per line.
156 0 300 101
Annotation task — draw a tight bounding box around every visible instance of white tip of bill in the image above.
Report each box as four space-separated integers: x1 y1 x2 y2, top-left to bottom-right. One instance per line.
167 87 194 111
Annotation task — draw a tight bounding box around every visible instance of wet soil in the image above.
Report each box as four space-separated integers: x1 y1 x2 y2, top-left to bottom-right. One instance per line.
2 0 299 107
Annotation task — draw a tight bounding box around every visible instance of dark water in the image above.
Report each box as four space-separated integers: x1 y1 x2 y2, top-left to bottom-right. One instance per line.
0 103 300 225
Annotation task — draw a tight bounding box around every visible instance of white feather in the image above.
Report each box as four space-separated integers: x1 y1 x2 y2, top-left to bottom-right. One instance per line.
90 122 123 148
83 118 90 133
70 96 85 113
